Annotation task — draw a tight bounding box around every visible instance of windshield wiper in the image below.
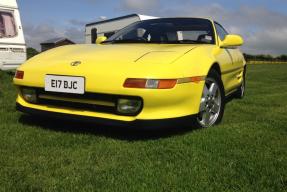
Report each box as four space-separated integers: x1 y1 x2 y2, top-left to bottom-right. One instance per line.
102 39 211 45
168 40 211 44
102 39 147 44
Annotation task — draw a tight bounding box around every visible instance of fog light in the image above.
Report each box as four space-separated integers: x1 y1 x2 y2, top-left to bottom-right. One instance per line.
117 98 142 115
21 88 38 103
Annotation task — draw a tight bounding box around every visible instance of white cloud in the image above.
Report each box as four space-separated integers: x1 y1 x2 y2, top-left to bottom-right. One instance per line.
68 19 87 27
156 3 287 55
99 16 107 20
23 1 287 55
120 0 160 12
23 23 84 51
23 16 111 50
246 27 287 55
23 23 61 50
63 27 84 44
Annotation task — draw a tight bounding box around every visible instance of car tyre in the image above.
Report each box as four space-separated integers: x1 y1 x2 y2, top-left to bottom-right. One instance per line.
194 69 225 128
234 68 246 99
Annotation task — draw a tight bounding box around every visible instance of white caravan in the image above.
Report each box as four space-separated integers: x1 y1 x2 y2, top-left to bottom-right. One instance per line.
0 0 26 70
85 14 157 44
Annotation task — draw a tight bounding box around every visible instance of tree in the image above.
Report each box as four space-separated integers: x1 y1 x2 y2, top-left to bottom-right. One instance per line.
27 47 39 59
277 55 287 61
243 53 287 62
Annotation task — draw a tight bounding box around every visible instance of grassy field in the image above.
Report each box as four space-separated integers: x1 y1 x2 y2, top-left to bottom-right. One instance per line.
0 64 287 191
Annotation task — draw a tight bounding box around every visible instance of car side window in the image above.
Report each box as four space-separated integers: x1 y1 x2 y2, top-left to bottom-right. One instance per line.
215 23 228 41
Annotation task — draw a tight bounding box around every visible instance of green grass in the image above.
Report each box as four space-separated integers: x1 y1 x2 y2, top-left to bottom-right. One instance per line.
0 64 287 191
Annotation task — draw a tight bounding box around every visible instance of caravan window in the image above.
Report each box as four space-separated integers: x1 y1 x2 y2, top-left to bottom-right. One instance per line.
0 11 17 38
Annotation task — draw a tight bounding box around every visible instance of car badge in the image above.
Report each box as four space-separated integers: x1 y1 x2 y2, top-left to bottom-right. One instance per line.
71 61 81 66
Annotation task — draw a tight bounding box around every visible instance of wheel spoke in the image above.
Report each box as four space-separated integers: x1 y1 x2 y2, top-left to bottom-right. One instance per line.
202 111 211 125
203 85 209 96
199 97 207 112
209 83 218 96
211 103 220 114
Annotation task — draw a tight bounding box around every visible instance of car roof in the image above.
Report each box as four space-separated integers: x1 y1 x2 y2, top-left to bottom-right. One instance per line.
144 17 214 22
86 16 215 27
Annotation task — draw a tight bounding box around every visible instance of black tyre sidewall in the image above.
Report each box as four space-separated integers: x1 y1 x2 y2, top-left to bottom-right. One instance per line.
235 68 246 99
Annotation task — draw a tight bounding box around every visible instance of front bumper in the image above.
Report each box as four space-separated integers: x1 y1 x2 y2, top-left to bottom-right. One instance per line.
16 102 195 129
15 79 204 121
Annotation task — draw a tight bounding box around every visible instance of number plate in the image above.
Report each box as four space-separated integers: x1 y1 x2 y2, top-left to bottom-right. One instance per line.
45 75 85 94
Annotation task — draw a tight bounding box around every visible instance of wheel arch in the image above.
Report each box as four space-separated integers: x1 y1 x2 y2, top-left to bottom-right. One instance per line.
207 62 226 95
209 62 222 77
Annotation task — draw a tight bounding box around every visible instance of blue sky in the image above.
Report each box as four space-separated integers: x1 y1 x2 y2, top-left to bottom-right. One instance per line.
18 0 287 54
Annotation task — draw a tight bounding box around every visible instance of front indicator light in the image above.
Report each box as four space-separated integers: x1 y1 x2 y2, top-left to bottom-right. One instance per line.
21 88 38 104
117 99 142 115
157 79 177 89
123 79 177 89
123 79 147 88
177 76 206 84
15 70 24 79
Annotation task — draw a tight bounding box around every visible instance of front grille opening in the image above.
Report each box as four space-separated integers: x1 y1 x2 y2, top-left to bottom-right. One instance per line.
32 88 142 116
38 98 116 114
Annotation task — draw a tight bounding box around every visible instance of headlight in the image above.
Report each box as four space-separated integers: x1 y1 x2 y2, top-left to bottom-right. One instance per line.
117 98 142 115
21 88 38 104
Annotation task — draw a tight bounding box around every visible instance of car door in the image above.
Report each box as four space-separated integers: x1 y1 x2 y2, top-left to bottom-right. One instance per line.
214 22 242 94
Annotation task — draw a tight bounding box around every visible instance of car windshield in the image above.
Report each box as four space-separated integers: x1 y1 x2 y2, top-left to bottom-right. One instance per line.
103 18 215 45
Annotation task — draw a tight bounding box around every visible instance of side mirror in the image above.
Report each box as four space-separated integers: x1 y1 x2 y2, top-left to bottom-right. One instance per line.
220 34 244 48
96 36 107 44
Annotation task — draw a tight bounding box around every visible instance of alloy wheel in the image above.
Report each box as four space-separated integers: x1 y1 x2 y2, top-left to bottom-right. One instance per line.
197 77 222 127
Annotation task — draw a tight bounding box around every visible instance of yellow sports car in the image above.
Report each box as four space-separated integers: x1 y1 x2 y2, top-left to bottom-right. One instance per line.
14 18 246 128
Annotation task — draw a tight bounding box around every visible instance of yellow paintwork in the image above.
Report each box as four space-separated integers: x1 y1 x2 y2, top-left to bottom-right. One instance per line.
14 19 246 121
96 36 107 44
220 34 244 48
